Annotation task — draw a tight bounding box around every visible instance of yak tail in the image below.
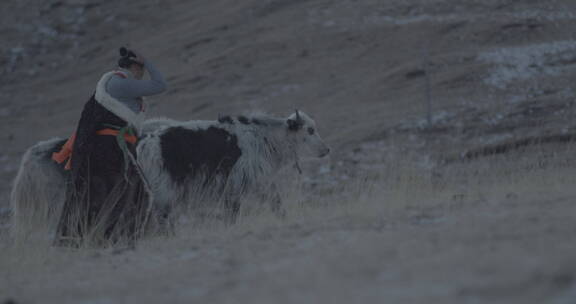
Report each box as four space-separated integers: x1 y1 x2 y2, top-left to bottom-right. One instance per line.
9 139 67 245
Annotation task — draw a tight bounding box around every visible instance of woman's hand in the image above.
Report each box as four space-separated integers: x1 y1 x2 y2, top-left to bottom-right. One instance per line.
131 50 146 65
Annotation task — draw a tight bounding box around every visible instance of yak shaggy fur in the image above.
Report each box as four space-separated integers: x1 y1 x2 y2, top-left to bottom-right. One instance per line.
9 111 329 239
10 138 68 242
137 111 330 221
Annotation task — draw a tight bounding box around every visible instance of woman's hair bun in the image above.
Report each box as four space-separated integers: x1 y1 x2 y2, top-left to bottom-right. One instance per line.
118 47 139 68
119 47 128 57
119 47 136 58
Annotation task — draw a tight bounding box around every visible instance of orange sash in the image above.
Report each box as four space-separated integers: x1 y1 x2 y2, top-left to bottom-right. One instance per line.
52 129 138 170
52 133 77 170
95 128 138 144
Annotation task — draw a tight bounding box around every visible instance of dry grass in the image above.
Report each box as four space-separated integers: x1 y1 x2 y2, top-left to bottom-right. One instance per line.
2 144 576 303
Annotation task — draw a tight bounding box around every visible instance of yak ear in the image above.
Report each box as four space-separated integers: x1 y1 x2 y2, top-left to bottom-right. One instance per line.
287 118 301 131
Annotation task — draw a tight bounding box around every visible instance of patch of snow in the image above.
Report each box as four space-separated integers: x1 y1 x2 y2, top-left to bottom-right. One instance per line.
179 251 199 261
104 15 116 23
478 40 576 89
483 134 514 145
363 14 460 26
482 113 505 126
37 25 59 38
558 88 575 99
413 110 453 128
308 8 576 31
318 165 331 175
418 155 437 170
512 10 576 22
6 47 26 72
0 207 10 219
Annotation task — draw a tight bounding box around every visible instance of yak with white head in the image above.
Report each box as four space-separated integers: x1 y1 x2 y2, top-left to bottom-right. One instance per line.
137 109 331 223
10 110 330 240
286 110 331 158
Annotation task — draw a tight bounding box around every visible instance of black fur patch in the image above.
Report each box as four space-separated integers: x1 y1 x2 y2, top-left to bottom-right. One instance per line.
218 115 234 124
287 119 303 131
237 116 250 124
160 126 242 183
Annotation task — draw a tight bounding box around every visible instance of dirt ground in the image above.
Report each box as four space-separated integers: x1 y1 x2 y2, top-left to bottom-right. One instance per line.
2 0 576 303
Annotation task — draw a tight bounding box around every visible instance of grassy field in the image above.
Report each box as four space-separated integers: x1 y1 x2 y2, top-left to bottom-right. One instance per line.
2 143 576 304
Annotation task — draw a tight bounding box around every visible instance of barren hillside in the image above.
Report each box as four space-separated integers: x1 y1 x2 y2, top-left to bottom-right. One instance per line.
2 0 576 303
2 0 576 200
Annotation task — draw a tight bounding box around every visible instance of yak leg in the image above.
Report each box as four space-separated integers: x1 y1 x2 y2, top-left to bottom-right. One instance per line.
152 202 176 236
224 195 241 225
269 184 286 219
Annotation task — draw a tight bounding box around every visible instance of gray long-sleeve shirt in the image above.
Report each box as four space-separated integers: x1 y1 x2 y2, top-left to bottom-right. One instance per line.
106 60 168 113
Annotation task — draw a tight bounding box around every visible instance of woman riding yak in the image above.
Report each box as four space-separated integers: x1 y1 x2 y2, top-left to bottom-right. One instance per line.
53 47 167 247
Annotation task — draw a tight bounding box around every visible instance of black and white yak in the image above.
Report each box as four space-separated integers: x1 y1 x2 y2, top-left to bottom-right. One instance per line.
10 111 330 240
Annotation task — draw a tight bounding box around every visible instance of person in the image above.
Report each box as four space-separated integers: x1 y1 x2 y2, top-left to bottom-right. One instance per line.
53 47 167 247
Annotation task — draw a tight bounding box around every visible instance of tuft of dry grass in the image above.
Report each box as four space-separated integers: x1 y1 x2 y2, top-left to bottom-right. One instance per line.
2 143 576 303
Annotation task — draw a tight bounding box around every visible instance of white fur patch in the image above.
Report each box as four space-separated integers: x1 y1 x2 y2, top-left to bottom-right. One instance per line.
10 138 67 242
136 115 300 211
10 112 329 236
95 71 146 133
